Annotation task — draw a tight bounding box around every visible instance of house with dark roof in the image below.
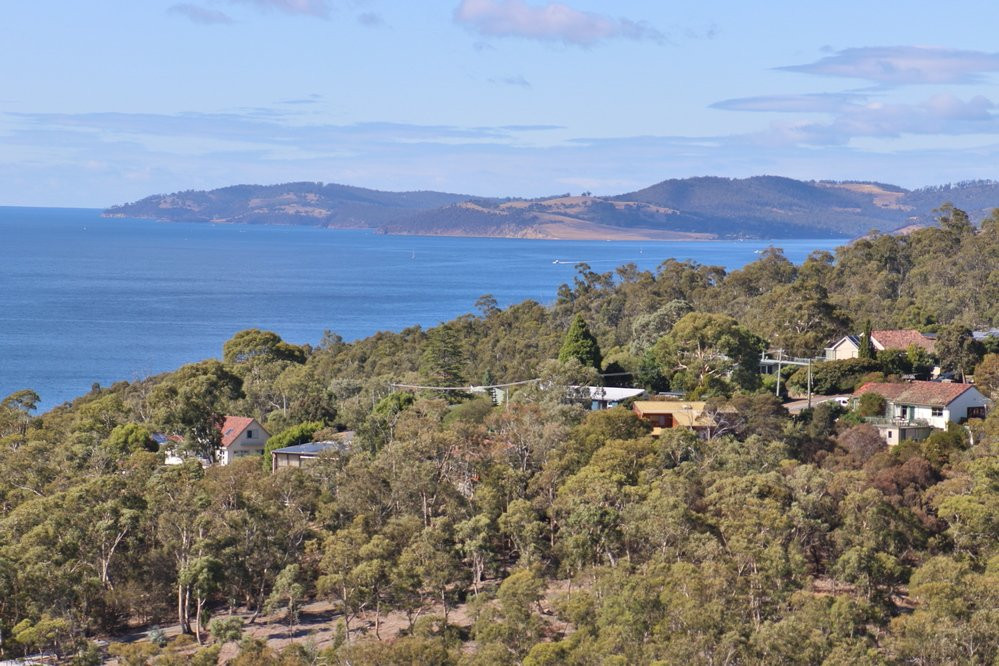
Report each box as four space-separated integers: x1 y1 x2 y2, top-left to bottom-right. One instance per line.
271 432 354 471
852 381 991 444
219 416 270 465
825 330 936 361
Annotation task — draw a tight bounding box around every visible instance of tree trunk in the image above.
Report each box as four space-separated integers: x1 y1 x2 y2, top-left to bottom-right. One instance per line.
178 583 191 634
195 596 204 645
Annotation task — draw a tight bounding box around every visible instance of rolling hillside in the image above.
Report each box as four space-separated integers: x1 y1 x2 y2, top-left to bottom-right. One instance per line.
105 177 999 240
104 182 472 229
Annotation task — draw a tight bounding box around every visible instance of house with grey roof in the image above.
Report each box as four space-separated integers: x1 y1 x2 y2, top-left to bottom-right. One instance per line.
271 431 354 471
570 385 646 410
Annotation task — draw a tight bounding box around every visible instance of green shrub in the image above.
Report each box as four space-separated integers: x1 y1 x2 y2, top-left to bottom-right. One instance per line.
857 393 886 417
788 358 881 395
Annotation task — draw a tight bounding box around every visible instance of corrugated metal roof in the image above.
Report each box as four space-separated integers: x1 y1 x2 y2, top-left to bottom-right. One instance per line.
574 386 646 401
272 439 351 456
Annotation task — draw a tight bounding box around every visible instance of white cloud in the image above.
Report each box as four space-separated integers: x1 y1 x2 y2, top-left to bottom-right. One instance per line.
717 92 999 146
780 46 999 85
453 0 662 46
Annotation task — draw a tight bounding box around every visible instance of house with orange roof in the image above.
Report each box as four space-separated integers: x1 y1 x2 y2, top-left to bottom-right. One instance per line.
825 329 936 361
218 416 270 465
632 400 717 438
852 381 990 444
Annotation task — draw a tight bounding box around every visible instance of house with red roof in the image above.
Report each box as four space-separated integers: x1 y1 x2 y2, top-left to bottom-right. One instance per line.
219 416 270 465
852 381 990 444
825 329 936 361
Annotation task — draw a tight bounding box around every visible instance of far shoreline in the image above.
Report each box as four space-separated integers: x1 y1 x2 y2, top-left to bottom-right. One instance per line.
100 210 851 243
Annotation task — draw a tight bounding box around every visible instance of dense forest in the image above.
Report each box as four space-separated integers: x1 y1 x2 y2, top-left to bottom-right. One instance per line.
1 205 998 664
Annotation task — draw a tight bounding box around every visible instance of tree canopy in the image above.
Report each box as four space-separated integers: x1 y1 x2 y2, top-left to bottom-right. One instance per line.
1 209 998 663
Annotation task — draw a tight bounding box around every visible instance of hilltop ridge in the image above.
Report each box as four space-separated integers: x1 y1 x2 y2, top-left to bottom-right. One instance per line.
105 176 999 240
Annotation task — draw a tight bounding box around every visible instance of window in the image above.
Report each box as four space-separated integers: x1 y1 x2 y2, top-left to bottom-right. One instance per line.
931 407 943 417
246 429 253 439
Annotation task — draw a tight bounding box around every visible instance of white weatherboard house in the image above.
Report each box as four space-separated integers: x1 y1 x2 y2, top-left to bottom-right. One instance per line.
218 416 270 465
853 381 991 445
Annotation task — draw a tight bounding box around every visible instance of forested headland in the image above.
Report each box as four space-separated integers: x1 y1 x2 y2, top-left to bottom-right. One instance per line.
1 205 998 664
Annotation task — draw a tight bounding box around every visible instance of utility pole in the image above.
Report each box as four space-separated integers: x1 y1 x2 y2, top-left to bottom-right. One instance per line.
775 349 783 398
807 358 813 409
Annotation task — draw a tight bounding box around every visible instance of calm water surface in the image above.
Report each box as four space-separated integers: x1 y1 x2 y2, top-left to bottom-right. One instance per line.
0 207 844 409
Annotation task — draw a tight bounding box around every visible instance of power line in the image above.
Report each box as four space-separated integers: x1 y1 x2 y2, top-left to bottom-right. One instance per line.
388 378 540 392
388 370 634 393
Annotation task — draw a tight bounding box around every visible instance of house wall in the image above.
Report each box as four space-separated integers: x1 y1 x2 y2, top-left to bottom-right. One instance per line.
273 452 301 470
221 421 269 465
878 424 933 446
636 413 674 428
826 339 859 361
947 388 991 422
592 399 624 410
891 403 949 430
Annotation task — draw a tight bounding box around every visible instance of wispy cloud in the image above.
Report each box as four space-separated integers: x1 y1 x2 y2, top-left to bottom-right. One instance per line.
168 3 235 24
6 111 530 148
488 74 532 88
771 94 999 145
7 100 999 207
357 11 383 26
279 94 324 105
716 91 999 145
711 92 865 114
228 0 332 18
453 0 663 46
780 46 999 85
499 124 562 131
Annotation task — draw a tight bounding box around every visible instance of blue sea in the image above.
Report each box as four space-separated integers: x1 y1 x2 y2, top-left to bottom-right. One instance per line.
0 207 845 410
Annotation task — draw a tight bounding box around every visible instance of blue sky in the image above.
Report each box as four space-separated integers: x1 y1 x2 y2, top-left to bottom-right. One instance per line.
4 1 999 206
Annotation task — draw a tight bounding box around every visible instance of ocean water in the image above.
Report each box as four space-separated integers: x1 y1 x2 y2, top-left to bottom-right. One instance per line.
0 207 845 410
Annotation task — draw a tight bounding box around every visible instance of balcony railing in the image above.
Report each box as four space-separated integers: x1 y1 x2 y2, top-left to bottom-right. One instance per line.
863 416 931 428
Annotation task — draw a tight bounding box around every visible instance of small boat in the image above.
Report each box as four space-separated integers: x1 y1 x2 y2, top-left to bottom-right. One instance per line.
552 259 560 264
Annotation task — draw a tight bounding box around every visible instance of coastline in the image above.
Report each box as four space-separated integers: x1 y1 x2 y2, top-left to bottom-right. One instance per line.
101 212 853 242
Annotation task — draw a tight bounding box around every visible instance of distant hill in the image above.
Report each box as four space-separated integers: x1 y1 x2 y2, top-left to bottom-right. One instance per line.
104 182 472 229
105 177 999 240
